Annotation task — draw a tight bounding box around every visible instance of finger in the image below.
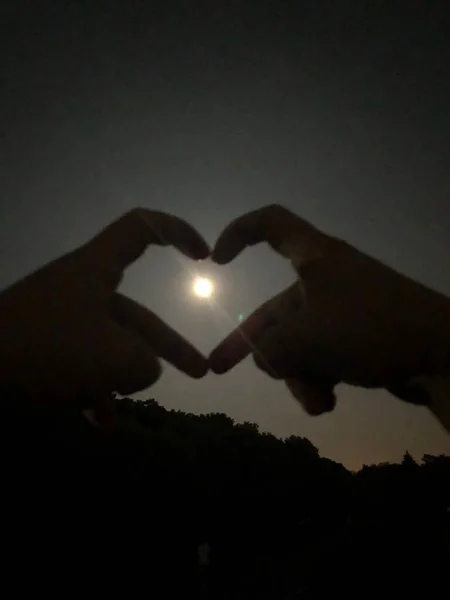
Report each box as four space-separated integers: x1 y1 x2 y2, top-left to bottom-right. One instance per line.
95 323 163 395
385 382 430 406
251 323 337 414
252 325 298 380
209 283 300 374
285 378 336 416
254 345 337 416
112 293 208 378
209 294 282 374
253 352 283 379
212 205 328 266
253 323 336 377
80 209 210 284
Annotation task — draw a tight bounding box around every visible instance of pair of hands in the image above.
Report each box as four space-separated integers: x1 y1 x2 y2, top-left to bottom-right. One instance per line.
1 206 449 420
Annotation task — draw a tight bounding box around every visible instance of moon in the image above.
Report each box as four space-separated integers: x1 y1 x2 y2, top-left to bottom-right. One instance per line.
192 277 214 299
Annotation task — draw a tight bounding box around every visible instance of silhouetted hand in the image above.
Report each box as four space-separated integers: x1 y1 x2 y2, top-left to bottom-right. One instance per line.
210 205 450 417
0 209 210 407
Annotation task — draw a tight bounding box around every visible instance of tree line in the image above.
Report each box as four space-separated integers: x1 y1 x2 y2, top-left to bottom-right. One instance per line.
1 393 448 598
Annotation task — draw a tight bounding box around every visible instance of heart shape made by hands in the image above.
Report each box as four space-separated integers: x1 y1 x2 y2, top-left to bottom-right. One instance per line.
1 206 448 422
208 205 450 418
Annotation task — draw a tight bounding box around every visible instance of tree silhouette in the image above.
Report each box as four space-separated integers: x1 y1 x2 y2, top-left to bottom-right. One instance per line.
0 392 448 598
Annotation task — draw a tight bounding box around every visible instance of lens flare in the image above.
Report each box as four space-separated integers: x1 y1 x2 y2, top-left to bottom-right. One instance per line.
193 277 214 299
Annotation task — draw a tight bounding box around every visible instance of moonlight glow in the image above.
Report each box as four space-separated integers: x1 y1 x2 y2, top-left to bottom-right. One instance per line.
193 277 214 299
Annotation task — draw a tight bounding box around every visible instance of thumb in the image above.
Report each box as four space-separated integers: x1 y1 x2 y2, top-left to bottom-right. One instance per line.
285 377 336 416
251 323 337 415
94 323 162 396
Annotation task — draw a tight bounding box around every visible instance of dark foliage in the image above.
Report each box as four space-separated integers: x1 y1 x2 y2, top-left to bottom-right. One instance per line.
0 394 448 598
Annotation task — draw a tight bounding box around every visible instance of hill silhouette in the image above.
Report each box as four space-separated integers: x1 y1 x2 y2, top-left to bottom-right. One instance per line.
1 393 448 598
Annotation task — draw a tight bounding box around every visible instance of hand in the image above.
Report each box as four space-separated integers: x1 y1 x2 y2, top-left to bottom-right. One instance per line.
0 209 210 407
210 205 450 416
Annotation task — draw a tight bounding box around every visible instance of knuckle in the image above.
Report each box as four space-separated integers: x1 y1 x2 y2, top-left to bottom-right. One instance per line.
265 204 289 218
124 207 147 226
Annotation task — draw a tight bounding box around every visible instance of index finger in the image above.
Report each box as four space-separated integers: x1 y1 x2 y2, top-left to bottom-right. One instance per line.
81 209 210 284
113 294 208 378
209 288 287 374
212 205 328 266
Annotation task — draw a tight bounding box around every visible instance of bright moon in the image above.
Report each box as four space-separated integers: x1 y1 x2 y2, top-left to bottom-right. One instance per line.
193 277 214 299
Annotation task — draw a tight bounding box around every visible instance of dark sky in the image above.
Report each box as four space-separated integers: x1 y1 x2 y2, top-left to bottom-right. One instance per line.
1 0 449 469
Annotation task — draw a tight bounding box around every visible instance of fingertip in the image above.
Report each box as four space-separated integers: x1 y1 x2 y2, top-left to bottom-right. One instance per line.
211 231 245 264
194 240 212 261
116 358 163 395
182 238 211 261
302 398 336 416
170 344 210 379
211 364 230 375
211 255 227 265
208 352 232 374
211 246 232 265
307 399 336 416
189 359 209 379
285 378 336 416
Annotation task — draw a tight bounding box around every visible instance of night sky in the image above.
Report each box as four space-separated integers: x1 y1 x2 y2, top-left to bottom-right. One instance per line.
1 1 449 469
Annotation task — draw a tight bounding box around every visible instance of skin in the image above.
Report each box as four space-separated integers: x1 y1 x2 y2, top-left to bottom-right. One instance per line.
0 204 448 430
0 209 210 408
209 205 450 421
